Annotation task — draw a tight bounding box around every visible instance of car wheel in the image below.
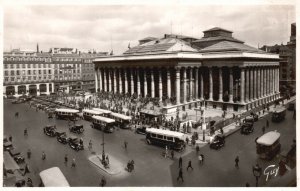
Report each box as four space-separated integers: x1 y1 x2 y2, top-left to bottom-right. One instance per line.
146 139 151 145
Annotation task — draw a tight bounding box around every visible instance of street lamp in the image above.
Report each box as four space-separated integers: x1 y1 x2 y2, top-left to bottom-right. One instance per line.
252 164 262 187
101 130 106 164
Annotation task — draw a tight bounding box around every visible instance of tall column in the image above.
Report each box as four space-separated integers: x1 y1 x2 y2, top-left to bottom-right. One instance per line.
167 69 171 99
195 67 199 99
276 67 279 93
151 68 155 98
263 67 267 97
208 67 213 101
229 68 233 102
108 69 112 92
189 68 193 100
253 67 257 100
130 68 134 95
183 68 187 103
144 69 148 97
25 84 29 96
200 71 204 100
113 68 117 93
159 70 162 101
176 67 181 104
51 83 55 93
95 68 98 92
245 68 249 102
119 69 122 93
240 67 245 104
36 84 40 96
249 68 254 101
124 69 128 93
266 67 270 96
103 68 107 92
257 67 261 99
46 83 50 95
272 67 275 95
261 68 264 97
99 68 102 91
137 68 141 96
218 67 223 102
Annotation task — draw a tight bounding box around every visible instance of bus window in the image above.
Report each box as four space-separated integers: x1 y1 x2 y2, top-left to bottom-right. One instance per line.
151 133 157 138
157 135 163 139
167 137 174 142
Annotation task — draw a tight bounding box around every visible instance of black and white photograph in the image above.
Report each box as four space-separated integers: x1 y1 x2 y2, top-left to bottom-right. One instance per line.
1 0 298 188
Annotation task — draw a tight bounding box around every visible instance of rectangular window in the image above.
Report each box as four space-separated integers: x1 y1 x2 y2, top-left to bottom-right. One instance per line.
33 64 36 68
39 70 41 74
4 64 8 69
22 70 25 75
33 70 36 75
16 64 20 68
44 70 47 74
5 77 8 82
27 64 31 68
44 76 47 79
48 70 51 74
22 64 25 68
38 64 41 68
33 76 36 80
28 76 31 80
4 71 8 76
28 70 31 75
11 71 14 75
10 77 14 81
10 64 14 68
16 71 20 75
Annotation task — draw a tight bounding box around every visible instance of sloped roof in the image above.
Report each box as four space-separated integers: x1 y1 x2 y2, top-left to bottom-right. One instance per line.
124 38 197 55
193 36 243 43
199 41 264 53
139 37 158 41
203 27 233 33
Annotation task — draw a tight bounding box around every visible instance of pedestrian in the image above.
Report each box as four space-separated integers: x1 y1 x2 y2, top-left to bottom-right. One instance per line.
100 176 106 187
171 150 174 159
106 155 109 165
198 154 203 164
64 154 68 163
245 182 250 187
266 120 269 128
24 128 28 136
71 158 76 168
124 140 128 149
27 149 31 159
9 135 12 142
177 168 184 182
42 151 46 160
88 140 93 150
179 156 182 168
262 126 266 134
235 156 239 169
186 137 189 145
196 145 200 154
187 159 193 171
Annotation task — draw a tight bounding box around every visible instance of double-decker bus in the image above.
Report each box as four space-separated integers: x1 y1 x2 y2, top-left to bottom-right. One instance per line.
82 109 103 121
145 128 185 151
91 115 115 133
256 131 281 160
92 108 112 117
55 108 79 121
272 107 286 122
110 112 132 129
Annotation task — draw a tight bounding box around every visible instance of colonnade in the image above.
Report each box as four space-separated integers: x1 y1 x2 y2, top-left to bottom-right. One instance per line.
95 65 280 107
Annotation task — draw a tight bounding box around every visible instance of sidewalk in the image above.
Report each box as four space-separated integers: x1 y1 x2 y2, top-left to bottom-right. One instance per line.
190 96 296 145
88 154 123 175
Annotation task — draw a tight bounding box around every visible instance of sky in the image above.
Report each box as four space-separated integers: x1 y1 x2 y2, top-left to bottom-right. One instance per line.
3 3 296 54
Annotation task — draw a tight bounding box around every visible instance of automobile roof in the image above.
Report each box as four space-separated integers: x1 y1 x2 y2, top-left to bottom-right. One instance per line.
256 131 280 146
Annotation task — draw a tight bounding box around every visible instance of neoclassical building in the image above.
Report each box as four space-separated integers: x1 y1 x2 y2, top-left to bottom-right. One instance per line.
93 27 280 112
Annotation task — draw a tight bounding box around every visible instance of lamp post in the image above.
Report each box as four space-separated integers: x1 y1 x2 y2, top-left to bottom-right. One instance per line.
101 130 106 163
252 164 262 187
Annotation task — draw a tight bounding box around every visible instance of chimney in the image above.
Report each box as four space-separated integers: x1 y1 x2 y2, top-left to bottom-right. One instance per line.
37 43 39 53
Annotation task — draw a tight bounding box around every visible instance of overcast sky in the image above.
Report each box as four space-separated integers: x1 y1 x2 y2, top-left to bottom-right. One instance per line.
3 4 296 54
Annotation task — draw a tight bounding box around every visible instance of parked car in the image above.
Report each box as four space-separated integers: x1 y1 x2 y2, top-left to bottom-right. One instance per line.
240 122 254 135
43 125 57 137
250 112 259 122
57 132 69 144
210 135 225 150
69 124 84 134
13 155 25 164
243 116 255 124
135 126 147 135
68 136 84 151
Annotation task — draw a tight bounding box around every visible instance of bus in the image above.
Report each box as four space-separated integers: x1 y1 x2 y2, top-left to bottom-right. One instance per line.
39 167 70 187
145 128 185 151
92 108 112 117
256 131 281 160
82 109 103 121
91 115 116 133
55 108 79 121
272 107 286 122
110 112 132 129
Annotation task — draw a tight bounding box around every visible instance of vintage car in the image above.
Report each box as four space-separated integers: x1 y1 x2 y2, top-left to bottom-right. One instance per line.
68 136 84 151
250 112 259 122
57 132 69 144
69 124 84 134
240 122 254 135
243 116 255 124
135 126 147 135
43 125 57 137
210 135 225 150
9 149 25 164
